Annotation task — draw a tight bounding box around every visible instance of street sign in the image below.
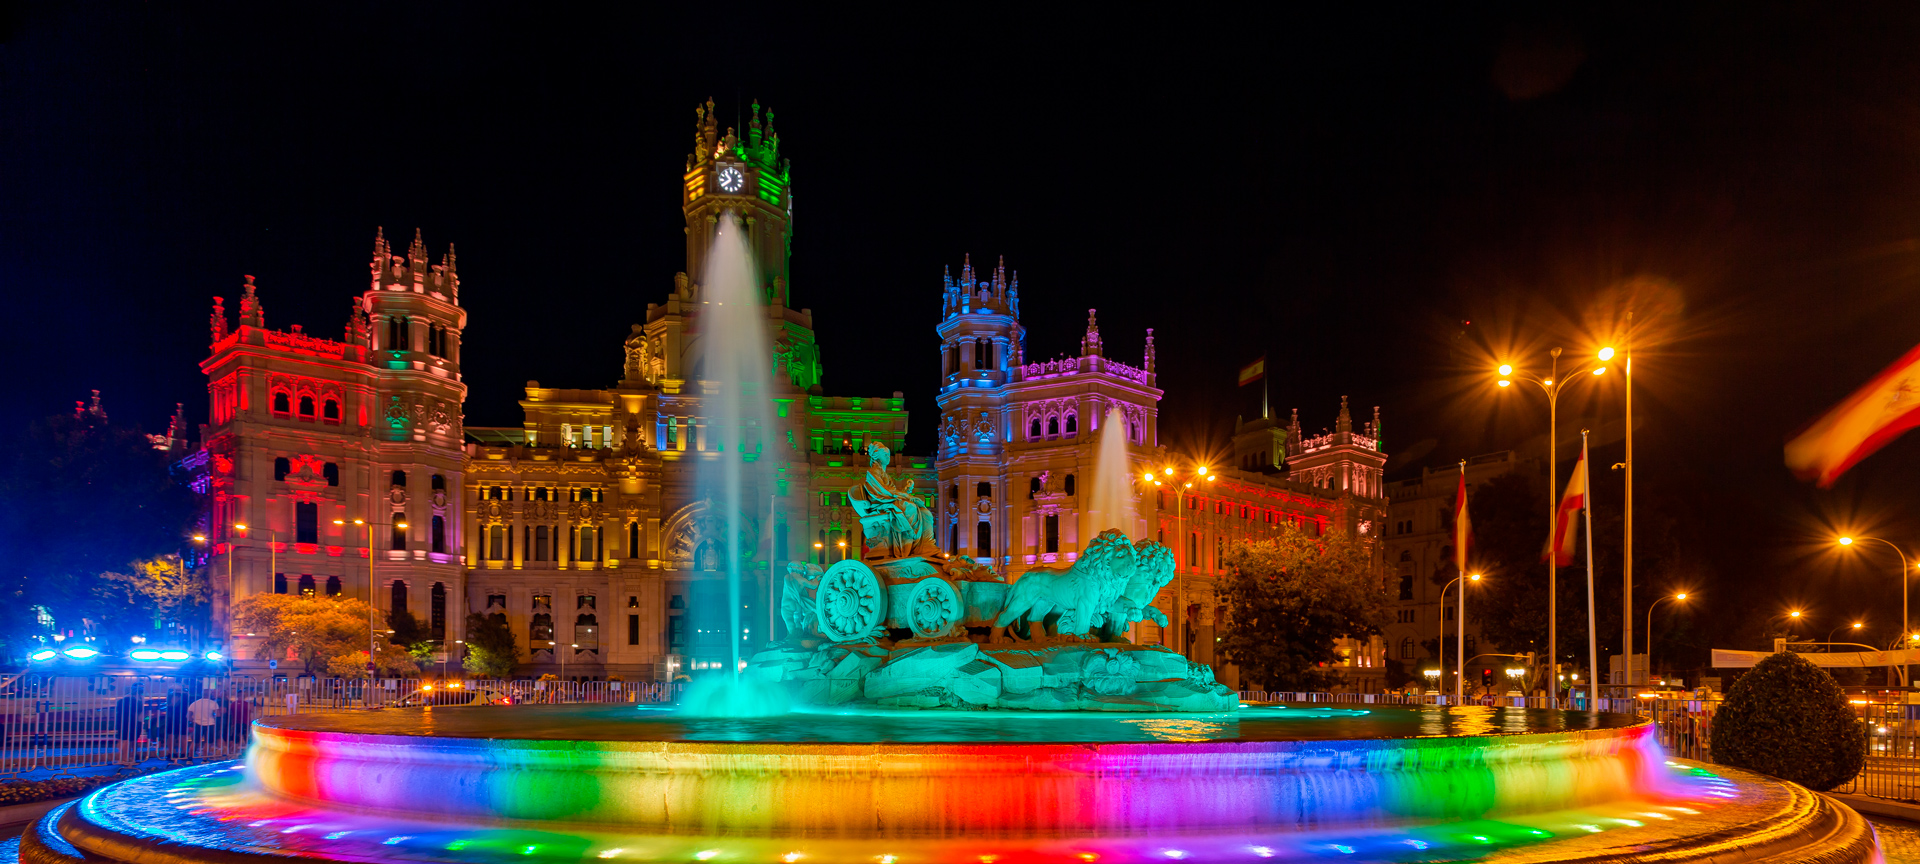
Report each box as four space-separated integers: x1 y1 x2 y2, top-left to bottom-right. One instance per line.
268 659 278 670
366 662 376 674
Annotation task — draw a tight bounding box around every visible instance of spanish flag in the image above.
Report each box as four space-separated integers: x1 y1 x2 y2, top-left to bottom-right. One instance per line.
1454 464 1471 573
1237 357 1266 386
1786 342 1920 487
1543 447 1588 566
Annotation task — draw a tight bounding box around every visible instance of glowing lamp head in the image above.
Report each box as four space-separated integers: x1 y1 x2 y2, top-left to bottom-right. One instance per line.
204 650 223 661
191 534 206 542
128 649 162 662
1854 622 1864 629
1598 347 1616 361
1675 593 1687 600
1592 367 1606 376
232 523 247 531
159 650 191 661
333 519 344 525
27 648 56 663
1839 536 1855 546
1789 610 1802 619
1197 466 1208 476
62 646 99 660
1469 573 1482 582
396 522 408 530
1497 379 1511 388
1497 364 1513 376
1142 472 1154 482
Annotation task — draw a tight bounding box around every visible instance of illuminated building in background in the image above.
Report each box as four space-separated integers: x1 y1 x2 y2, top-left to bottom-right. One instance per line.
191 101 930 679
196 231 470 668
1381 451 1538 683
932 266 1390 688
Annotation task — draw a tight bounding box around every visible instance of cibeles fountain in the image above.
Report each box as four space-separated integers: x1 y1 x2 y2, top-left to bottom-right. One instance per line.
16 214 1875 864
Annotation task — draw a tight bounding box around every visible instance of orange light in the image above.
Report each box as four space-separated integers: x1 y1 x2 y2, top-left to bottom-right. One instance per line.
1592 367 1606 376
1469 573 1482 582
233 523 247 531
1599 347 1616 361
1497 364 1513 376
1675 593 1687 600
1497 379 1511 388
1839 536 1855 546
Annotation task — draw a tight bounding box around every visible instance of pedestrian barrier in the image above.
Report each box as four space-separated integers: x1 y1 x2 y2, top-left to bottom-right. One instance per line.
0 674 677 779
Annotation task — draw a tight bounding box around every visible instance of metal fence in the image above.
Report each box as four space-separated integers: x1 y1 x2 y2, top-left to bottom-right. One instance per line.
0 674 677 779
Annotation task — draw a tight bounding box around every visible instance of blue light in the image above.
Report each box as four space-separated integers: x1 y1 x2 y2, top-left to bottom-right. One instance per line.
159 650 192 661
204 650 224 661
63 646 100 659
129 649 162 661
28 648 56 662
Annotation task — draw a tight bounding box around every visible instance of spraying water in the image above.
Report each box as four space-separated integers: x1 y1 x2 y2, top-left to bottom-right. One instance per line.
694 211 774 683
1087 407 1135 537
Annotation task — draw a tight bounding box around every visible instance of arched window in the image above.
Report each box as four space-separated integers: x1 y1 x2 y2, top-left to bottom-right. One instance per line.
325 576 341 596
1064 413 1077 436
1047 416 1059 436
1130 421 1141 442
1029 476 1041 497
1029 418 1042 439
391 470 407 488
272 392 291 414
976 521 992 557
323 462 339 487
1398 572 1413 600
432 474 446 491
297 575 315 596
274 573 287 594
1400 549 1413 562
274 457 291 480
297 396 315 418
388 316 410 352
390 581 408 615
1400 638 1414 660
1063 474 1076 496
947 484 958 503
948 523 959 555
976 481 991 498
323 399 340 422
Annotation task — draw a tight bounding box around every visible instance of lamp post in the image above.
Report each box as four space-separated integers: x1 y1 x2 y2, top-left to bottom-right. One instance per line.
1497 348 1610 692
1826 621 1863 651
1439 572 1482 701
1421 667 1441 694
1148 463 1218 661
336 517 402 676
1645 592 1687 685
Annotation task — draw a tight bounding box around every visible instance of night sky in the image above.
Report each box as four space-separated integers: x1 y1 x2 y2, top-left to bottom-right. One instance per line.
7 3 1920 659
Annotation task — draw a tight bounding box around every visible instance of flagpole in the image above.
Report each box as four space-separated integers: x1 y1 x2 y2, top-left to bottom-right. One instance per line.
1583 430 1600 712
1457 459 1467 702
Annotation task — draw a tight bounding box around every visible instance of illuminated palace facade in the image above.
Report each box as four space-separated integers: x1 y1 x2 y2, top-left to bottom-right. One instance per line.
197 102 933 678
931 266 1393 688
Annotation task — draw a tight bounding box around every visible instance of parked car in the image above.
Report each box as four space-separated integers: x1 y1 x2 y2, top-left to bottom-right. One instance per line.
389 685 510 708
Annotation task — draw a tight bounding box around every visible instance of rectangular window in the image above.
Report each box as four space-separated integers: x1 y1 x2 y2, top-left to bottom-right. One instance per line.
628 614 640 645
295 503 318 544
628 522 641 559
669 615 686 648
432 515 446 553
535 525 550 561
1044 514 1059 554
487 525 503 560
391 513 407 551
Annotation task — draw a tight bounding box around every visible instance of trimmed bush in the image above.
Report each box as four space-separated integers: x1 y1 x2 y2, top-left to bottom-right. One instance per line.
1710 651 1867 791
0 774 123 807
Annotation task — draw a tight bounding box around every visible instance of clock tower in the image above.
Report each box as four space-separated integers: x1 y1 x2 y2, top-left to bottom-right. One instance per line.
682 98 791 306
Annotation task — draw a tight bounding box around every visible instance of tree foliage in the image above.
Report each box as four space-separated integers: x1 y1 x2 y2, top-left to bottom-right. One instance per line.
462 612 518 678
231 594 413 675
0 407 200 652
1218 525 1389 690
98 556 211 639
1711 651 1867 791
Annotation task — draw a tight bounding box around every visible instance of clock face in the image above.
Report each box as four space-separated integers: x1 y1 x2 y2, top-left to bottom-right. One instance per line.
717 166 745 193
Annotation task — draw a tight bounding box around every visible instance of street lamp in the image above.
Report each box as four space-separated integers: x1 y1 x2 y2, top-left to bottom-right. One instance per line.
1838 536 1913 656
1439 572 1482 700
1151 462 1218 661
337 517 402 679
1421 667 1441 694
1497 346 1610 690
1646 592 1688 685
1827 621 1864 649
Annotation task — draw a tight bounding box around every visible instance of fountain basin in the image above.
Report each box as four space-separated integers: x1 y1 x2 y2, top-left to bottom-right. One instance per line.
15 704 1879 864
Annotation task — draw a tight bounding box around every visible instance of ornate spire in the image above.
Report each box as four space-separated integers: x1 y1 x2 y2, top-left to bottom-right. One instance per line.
1371 405 1383 450
1081 309 1103 357
1008 270 1020 318
238 275 264 329
1288 408 1302 455
960 254 974 287
1144 327 1157 373
209 296 227 347
1336 396 1352 433
994 255 1007 299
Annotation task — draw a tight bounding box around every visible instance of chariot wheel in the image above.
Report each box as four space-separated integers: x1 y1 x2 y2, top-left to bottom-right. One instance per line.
815 559 886 642
904 577 963 639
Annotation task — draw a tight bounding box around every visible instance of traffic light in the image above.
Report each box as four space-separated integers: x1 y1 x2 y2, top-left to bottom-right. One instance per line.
1481 668 1494 687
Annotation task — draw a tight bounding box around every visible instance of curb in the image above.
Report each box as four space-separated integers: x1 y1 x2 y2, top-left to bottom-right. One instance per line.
0 795 79 829
1830 792 1920 823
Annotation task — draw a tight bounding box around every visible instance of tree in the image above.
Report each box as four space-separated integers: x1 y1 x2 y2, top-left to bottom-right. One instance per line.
230 594 413 675
1711 651 1867 791
386 610 438 665
462 612 518 678
0 404 200 653
1217 524 1389 690
98 555 211 641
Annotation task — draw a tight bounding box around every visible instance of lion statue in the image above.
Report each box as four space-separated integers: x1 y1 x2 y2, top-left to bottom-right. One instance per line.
994 529 1136 640
1092 539 1176 642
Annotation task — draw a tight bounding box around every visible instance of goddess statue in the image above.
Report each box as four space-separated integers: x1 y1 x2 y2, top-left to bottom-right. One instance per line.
847 442 939 559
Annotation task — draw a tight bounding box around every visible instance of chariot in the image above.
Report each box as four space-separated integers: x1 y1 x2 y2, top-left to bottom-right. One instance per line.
807 555 1008 642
